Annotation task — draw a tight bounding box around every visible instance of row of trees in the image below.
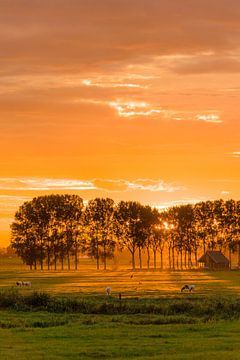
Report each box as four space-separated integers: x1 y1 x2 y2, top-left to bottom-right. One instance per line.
10 195 240 270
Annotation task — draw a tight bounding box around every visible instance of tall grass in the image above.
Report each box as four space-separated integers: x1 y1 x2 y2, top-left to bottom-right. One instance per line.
0 289 240 321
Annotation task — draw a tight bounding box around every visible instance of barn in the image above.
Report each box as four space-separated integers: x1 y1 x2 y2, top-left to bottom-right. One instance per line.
198 251 230 270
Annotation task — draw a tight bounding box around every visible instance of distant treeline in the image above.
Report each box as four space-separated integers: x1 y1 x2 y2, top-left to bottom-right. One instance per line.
10 195 240 270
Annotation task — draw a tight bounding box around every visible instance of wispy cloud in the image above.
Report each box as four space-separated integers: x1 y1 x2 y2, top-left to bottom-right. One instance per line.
73 97 223 123
221 190 230 195
0 177 184 193
153 198 206 211
82 79 146 89
231 152 240 158
0 178 97 191
109 101 161 117
195 113 222 123
94 178 184 193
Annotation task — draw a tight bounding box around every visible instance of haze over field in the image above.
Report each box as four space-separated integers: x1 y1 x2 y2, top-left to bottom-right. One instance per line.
1 0 240 245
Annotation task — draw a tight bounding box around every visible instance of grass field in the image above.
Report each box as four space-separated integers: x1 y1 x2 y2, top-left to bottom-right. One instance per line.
1 312 240 360
1 258 240 359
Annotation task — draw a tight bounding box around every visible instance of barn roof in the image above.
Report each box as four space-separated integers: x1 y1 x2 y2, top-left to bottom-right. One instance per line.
198 251 229 264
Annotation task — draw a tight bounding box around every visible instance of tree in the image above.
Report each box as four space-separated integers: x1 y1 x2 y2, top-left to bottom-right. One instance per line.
139 206 160 270
11 194 84 270
56 195 84 270
11 200 44 269
84 198 116 270
115 201 154 270
149 212 166 270
115 201 140 270
194 201 218 253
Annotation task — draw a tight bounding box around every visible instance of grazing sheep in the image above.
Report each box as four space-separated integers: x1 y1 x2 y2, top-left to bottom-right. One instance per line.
181 284 195 292
106 286 111 296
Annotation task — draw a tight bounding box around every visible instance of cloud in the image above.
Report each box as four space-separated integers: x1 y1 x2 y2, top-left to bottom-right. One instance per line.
195 113 222 123
82 79 146 89
124 179 184 192
0 178 97 191
94 178 184 193
231 152 240 158
221 191 230 195
72 97 224 124
1 0 240 77
172 56 240 75
0 177 184 193
109 101 161 117
153 198 206 210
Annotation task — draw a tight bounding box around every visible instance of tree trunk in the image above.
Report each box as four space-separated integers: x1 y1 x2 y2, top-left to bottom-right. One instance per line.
147 247 150 270
138 247 142 270
188 251 192 269
54 254 57 271
131 251 135 270
103 256 107 270
176 252 179 270
229 248 232 269
238 243 240 267
67 252 70 270
194 249 198 268
103 243 107 270
168 246 171 269
160 249 163 270
153 250 157 269
61 257 64 271
40 239 43 270
180 249 183 270
96 256 100 270
75 244 78 270
172 247 175 270
96 241 100 270
47 250 50 271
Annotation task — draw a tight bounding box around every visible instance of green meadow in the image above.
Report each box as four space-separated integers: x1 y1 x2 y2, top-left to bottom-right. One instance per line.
1 259 240 359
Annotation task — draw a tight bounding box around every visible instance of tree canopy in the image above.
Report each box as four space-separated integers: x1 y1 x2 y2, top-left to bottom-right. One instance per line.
11 196 240 270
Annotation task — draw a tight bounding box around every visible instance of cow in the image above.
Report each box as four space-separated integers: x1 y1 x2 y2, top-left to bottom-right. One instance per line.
16 281 23 287
22 281 32 286
181 284 195 292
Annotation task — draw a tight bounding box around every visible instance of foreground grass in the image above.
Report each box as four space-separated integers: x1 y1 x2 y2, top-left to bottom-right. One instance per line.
0 310 239 359
0 290 239 359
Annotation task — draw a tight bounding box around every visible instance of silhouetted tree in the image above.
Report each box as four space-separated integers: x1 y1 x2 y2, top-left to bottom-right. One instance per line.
115 201 145 270
11 194 84 270
84 198 116 270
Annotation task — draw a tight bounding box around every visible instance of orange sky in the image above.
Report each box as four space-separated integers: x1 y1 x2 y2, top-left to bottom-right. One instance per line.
0 0 240 245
